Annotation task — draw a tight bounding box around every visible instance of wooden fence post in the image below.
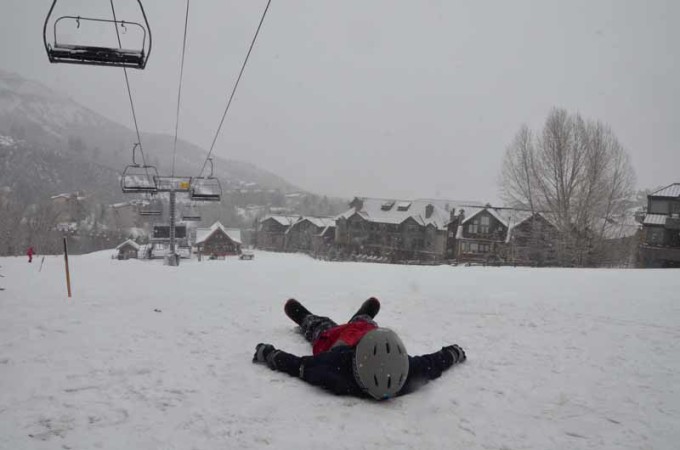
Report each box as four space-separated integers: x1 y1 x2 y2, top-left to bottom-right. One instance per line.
63 237 72 298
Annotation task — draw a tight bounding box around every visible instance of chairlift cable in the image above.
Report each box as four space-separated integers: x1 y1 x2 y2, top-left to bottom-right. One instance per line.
198 0 272 178
171 0 191 178
109 0 149 175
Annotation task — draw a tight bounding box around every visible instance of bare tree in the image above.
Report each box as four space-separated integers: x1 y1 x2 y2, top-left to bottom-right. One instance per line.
500 125 536 213
500 108 636 266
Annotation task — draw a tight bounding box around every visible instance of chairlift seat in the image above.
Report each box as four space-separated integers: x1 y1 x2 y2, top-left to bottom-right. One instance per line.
122 173 158 193
121 159 159 194
139 199 162 216
181 207 201 221
190 189 221 202
49 43 145 68
190 180 222 202
43 3 152 70
139 207 162 216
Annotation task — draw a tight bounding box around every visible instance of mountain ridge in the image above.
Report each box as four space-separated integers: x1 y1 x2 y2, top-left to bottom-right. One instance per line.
0 68 299 200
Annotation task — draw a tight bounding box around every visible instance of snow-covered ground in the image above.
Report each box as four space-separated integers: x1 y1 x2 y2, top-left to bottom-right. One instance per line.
1 251 679 449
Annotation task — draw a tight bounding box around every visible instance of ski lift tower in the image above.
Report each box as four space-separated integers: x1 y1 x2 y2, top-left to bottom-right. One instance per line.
120 146 223 266
153 176 192 266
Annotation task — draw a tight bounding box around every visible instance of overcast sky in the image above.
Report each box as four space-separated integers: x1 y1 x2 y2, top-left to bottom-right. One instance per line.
2 0 679 202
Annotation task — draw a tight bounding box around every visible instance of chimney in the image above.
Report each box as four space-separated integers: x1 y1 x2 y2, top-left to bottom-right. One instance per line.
449 208 457 223
425 204 434 219
350 197 364 211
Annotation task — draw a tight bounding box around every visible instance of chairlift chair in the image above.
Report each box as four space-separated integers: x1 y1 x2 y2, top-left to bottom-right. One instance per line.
121 143 158 193
138 195 162 216
43 0 152 69
190 158 222 202
181 204 201 222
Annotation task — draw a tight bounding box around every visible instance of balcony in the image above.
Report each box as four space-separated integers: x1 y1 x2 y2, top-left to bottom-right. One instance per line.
665 216 680 230
640 245 680 265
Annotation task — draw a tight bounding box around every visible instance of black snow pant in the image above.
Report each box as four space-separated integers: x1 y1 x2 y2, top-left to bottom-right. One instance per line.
300 314 377 345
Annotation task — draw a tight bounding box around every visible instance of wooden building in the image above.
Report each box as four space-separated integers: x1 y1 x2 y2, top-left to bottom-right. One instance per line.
455 206 509 264
639 183 680 267
284 217 336 254
504 212 559 266
256 215 298 251
195 222 242 259
335 197 461 262
455 207 561 265
115 239 140 260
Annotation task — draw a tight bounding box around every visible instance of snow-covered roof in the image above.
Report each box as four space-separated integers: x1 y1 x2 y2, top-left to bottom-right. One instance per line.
195 222 242 245
260 215 298 227
302 217 336 229
644 214 667 226
286 216 336 235
650 183 680 198
461 206 512 227
116 239 140 250
339 198 452 230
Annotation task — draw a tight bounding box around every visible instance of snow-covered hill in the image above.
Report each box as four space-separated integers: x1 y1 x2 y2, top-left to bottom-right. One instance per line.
0 69 298 202
1 252 678 449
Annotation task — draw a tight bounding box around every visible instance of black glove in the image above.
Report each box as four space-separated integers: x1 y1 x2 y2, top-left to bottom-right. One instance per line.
253 343 280 369
443 344 466 364
253 343 275 363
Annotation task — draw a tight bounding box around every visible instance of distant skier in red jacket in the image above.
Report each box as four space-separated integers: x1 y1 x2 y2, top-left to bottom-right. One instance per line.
27 247 34 263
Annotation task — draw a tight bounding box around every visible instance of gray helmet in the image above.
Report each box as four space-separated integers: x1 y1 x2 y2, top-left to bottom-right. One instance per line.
353 328 409 400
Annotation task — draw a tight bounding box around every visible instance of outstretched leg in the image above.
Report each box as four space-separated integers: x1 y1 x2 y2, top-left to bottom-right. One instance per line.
285 299 338 344
349 297 380 322
285 298 312 325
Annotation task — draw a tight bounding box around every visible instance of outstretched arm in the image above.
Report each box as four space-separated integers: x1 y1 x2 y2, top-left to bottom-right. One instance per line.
252 344 364 396
253 343 303 377
400 345 466 395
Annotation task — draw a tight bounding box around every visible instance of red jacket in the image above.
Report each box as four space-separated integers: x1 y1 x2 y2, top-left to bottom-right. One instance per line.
312 321 377 355
27 247 34 256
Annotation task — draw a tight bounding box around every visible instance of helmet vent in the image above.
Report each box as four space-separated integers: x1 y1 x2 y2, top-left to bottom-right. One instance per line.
397 345 403 355
373 345 378 356
387 374 392 389
386 342 391 353
374 375 379 386
399 373 405 385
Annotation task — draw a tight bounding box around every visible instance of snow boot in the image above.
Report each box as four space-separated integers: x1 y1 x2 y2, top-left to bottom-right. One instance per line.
284 299 312 326
350 297 381 322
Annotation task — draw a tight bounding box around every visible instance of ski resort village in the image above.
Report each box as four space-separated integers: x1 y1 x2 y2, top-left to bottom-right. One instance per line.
2 1 680 450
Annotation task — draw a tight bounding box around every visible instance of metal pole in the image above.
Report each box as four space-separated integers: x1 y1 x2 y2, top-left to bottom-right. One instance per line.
63 237 72 298
170 189 176 255
165 189 179 266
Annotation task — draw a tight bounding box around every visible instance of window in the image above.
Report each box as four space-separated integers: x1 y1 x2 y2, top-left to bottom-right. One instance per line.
649 200 669 214
480 215 490 234
462 241 491 254
468 222 478 234
671 201 680 216
647 228 665 245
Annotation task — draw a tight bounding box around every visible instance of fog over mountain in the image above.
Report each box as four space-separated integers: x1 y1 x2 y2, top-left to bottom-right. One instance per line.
0 69 299 205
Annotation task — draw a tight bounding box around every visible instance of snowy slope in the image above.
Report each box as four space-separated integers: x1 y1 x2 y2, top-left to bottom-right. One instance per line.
1 252 679 449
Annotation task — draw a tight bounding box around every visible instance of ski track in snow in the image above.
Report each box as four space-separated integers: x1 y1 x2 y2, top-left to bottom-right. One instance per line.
1 251 679 449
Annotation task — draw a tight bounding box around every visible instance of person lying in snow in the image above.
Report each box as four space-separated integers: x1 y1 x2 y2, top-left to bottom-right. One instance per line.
252 298 466 400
